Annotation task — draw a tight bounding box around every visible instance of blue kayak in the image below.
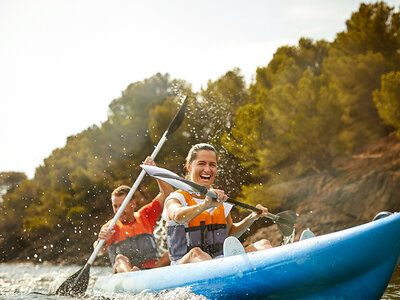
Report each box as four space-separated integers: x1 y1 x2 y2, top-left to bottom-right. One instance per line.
93 212 400 299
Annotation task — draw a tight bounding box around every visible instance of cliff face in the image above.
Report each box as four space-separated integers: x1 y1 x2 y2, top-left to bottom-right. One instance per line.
246 132 400 247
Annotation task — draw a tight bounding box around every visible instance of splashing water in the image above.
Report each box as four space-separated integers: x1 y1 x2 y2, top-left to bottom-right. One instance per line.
153 219 168 256
0 264 206 300
282 227 296 245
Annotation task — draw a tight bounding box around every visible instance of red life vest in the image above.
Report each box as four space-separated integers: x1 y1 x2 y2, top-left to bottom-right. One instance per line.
104 199 161 269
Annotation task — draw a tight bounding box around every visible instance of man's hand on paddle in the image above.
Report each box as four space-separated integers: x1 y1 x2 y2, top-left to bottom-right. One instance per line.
98 227 114 241
93 227 115 255
143 156 156 166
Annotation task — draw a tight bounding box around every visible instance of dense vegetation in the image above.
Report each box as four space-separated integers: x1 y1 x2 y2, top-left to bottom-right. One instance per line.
1 2 399 263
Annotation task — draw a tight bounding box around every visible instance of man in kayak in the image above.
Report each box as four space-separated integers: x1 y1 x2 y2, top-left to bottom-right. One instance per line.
94 157 173 273
163 143 272 265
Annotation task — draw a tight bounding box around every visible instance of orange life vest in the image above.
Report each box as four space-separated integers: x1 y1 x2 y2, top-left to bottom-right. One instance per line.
166 190 228 262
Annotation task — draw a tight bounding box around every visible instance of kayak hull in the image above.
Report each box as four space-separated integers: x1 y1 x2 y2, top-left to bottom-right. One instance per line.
94 212 400 299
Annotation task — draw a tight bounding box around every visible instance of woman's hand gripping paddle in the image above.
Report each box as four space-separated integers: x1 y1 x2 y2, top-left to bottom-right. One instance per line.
56 96 188 296
140 164 297 237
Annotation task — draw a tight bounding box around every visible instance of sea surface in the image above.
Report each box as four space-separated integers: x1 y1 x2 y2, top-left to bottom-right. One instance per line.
0 264 205 300
0 263 399 299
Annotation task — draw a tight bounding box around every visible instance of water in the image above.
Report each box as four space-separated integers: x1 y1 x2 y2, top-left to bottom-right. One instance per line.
0 263 399 299
385 265 400 299
0 264 205 300
282 228 296 245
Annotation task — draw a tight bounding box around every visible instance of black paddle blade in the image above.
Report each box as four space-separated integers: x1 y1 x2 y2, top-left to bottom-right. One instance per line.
166 95 188 138
276 210 297 236
55 264 90 296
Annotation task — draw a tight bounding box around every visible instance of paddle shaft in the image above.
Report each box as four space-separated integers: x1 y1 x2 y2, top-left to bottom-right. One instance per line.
205 190 279 222
88 96 188 265
87 133 168 264
150 170 281 221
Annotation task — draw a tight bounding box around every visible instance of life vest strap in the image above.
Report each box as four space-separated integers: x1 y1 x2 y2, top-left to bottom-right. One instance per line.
107 233 158 268
185 223 227 232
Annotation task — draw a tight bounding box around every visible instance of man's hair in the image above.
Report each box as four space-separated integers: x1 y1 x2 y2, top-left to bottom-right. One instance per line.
111 185 131 198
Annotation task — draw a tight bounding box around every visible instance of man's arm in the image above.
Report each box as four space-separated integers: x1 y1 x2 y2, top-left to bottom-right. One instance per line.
142 156 173 207
154 177 174 207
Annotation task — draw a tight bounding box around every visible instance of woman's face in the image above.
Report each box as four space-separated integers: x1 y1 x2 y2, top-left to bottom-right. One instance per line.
187 150 218 189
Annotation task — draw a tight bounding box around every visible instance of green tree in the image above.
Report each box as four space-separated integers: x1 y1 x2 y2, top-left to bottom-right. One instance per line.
323 2 400 152
195 69 251 196
373 71 400 131
227 71 341 181
251 38 329 94
0 172 27 201
225 40 340 207
334 2 400 60
0 178 38 262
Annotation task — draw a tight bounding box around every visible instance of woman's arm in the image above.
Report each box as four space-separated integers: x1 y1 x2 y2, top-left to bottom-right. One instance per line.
226 204 269 238
166 189 226 224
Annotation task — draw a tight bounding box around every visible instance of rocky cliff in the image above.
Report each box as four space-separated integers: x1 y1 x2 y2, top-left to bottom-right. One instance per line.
245 132 400 247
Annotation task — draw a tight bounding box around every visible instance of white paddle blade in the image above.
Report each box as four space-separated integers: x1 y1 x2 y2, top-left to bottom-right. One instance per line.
140 164 199 194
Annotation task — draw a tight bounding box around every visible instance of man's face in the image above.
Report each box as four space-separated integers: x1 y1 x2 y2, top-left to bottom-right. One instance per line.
111 194 136 223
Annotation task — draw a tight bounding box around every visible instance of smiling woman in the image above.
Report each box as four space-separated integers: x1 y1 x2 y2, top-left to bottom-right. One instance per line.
184 143 218 187
163 143 273 265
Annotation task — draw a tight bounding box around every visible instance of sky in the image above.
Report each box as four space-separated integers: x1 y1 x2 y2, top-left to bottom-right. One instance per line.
1 0 399 179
